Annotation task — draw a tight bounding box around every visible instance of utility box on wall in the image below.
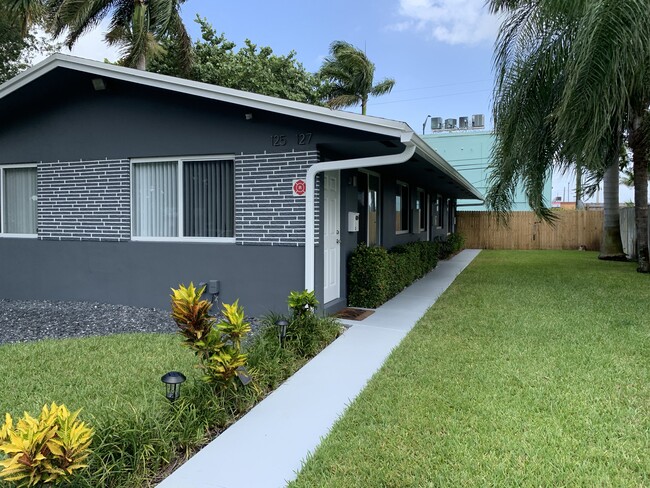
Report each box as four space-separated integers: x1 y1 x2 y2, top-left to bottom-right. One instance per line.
348 212 360 232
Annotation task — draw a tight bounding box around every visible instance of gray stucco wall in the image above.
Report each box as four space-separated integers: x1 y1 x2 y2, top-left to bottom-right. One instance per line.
0 239 303 316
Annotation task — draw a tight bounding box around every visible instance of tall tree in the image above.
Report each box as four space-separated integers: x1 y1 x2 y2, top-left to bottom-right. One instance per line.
552 0 650 272
487 0 629 261
318 41 394 115
3 0 45 36
149 17 321 104
48 0 191 72
0 1 57 84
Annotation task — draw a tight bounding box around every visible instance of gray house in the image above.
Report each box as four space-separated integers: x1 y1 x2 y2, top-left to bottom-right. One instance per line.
0 54 481 315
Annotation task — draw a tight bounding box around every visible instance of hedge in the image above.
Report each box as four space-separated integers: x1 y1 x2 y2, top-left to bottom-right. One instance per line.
348 234 465 309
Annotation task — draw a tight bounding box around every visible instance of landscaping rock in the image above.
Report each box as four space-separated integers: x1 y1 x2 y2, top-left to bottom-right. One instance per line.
0 299 264 345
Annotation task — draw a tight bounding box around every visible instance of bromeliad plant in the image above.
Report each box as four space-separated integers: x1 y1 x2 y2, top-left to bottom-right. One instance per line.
171 284 253 392
0 403 93 488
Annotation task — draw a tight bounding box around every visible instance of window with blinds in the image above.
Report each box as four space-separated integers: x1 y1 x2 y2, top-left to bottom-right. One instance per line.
1 165 37 236
131 157 234 240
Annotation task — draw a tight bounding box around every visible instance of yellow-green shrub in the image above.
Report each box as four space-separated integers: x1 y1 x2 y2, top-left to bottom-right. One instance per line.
0 403 93 487
171 285 253 392
170 283 216 353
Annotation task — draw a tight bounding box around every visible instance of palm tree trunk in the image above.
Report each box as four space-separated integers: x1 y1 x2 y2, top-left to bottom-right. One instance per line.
575 163 584 209
361 96 367 115
136 54 146 70
628 112 649 273
598 160 626 260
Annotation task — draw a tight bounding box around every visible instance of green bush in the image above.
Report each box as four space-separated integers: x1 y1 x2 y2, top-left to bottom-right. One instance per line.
434 233 465 260
348 245 391 308
246 294 342 393
170 284 253 393
348 241 440 309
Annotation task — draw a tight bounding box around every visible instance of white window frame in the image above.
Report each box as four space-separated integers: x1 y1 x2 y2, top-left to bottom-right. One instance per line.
130 155 236 243
0 163 38 239
395 180 410 235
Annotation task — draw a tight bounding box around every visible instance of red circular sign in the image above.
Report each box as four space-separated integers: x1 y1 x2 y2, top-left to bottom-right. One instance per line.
293 179 307 196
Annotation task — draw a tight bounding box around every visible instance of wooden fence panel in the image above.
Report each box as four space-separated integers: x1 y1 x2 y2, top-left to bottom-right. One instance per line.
457 210 603 250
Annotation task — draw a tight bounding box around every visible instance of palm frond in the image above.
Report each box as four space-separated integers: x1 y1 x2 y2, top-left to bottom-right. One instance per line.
325 94 361 110
370 78 395 97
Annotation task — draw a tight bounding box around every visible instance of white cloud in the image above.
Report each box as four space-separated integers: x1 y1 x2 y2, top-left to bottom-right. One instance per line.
392 0 500 46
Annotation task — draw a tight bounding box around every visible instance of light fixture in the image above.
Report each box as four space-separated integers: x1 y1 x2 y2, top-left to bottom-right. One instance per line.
236 366 252 386
91 78 106 91
161 371 186 402
275 319 289 347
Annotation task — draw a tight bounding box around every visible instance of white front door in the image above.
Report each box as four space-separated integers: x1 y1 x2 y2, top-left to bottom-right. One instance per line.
323 171 340 303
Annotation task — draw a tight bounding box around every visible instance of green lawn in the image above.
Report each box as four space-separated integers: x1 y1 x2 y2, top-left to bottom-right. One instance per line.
0 333 197 420
291 251 650 487
0 333 202 487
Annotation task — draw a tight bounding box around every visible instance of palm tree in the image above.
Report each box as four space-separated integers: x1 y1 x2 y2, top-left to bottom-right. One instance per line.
3 0 45 35
487 0 631 262
318 41 394 115
552 0 650 272
47 0 191 72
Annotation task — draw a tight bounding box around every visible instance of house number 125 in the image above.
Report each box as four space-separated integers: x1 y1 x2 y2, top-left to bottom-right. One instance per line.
271 135 287 146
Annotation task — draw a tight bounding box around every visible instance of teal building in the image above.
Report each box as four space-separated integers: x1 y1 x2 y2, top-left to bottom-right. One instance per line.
422 131 552 211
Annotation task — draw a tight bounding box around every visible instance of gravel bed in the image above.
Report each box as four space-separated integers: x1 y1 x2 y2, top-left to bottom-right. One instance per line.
0 299 265 346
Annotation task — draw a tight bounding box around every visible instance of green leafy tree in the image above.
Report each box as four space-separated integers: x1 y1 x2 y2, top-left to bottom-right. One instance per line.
47 0 191 72
149 16 321 104
0 2 58 84
318 40 395 115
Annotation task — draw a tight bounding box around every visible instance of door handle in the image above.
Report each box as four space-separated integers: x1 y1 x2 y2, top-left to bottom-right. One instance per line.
336 239 340 244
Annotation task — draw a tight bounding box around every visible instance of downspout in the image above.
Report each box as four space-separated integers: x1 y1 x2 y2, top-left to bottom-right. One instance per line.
304 140 416 292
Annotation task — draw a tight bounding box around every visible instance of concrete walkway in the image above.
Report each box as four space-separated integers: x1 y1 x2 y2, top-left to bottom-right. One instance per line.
157 249 481 488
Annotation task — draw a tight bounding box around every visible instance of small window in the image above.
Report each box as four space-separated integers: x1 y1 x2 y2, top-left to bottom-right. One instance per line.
416 188 426 232
1 165 37 236
132 157 234 240
395 181 409 234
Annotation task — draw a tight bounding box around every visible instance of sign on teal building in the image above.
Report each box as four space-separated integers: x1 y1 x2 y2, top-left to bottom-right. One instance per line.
422 131 552 211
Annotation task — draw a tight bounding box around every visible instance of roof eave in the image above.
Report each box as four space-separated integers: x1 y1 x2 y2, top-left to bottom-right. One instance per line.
0 54 410 140
412 133 484 201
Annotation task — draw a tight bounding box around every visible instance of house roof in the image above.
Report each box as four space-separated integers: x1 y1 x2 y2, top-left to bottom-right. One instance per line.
0 54 482 200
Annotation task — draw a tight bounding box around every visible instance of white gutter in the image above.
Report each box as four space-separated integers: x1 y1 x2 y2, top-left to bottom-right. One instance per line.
304 141 416 292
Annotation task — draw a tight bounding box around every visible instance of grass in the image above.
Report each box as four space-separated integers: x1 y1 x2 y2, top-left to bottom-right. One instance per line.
0 305 341 486
0 333 197 420
290 251 650 487
0 333 206 486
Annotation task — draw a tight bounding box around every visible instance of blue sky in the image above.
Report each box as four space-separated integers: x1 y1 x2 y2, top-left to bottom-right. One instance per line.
59 0 632 203
67 0 498 133
181 0 497 132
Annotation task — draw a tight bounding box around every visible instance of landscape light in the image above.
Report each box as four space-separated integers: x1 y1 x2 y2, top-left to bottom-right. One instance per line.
161 371 186 403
